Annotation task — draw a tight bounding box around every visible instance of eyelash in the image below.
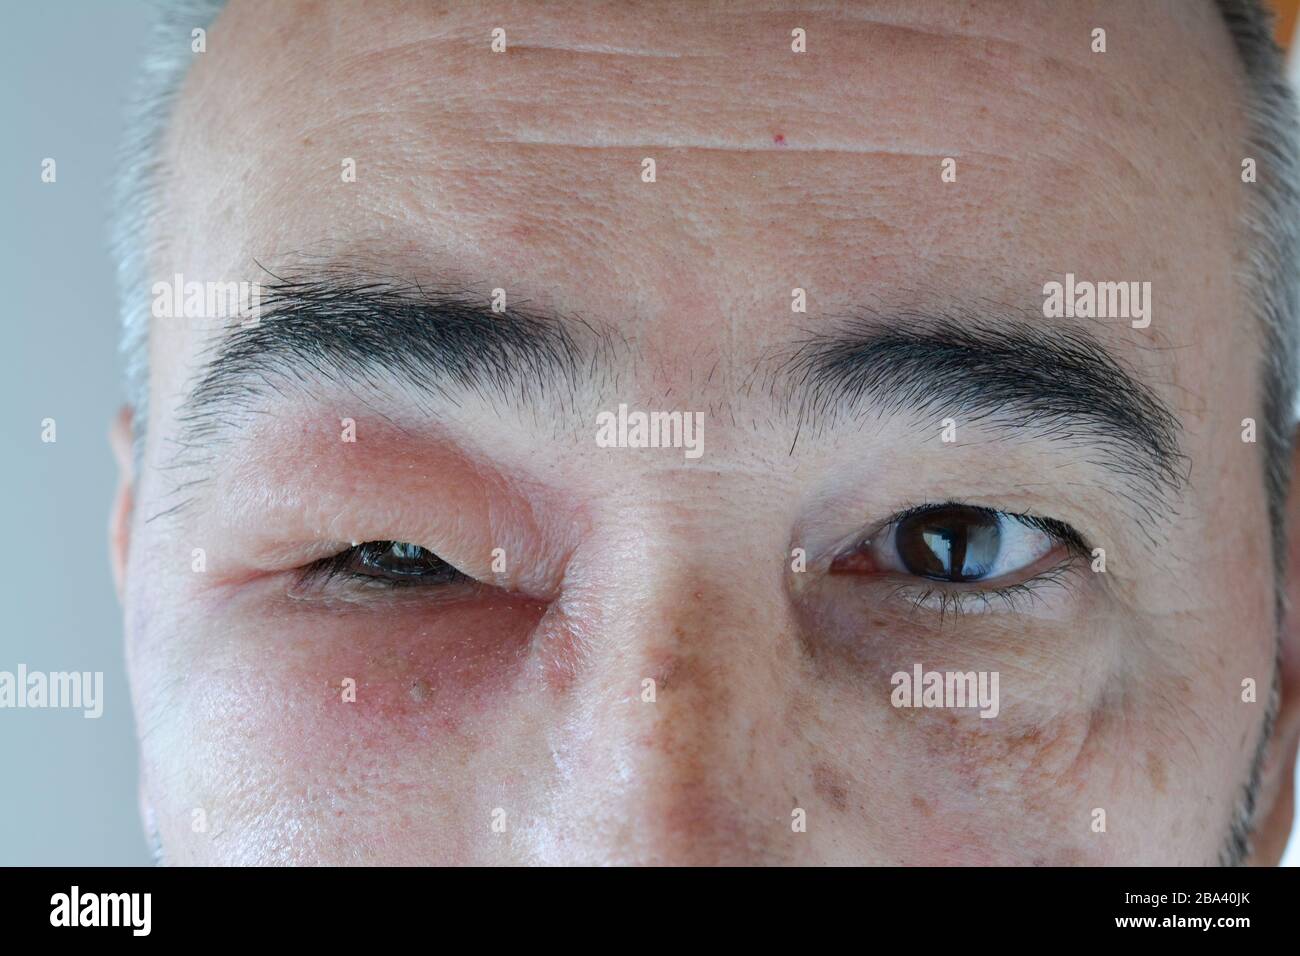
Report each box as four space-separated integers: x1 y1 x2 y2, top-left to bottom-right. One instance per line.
296 503 1092 613
871 502 1091 617
884 502 1088 553
888 562 1082 620
299 542 467 590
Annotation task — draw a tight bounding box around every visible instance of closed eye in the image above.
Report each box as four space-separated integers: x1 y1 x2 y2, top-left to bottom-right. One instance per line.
302 540 469 588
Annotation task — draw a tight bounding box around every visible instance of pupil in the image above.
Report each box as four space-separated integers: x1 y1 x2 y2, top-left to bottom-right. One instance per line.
388 542 426 561
896 507 1001 581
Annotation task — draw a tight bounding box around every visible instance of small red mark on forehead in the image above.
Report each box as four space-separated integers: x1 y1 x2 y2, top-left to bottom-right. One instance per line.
773 133 786 145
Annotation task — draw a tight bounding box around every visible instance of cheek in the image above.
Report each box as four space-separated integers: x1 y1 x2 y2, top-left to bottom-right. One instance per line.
278 598 545 729
128 580 550 863
199 591 549 740
788 607 1228 863
880 658 1256 865
896 704 1116 863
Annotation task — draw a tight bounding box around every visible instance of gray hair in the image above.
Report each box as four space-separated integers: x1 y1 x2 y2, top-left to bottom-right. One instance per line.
1215 0 1300 591
111 0 227 455
1212 0 1300 868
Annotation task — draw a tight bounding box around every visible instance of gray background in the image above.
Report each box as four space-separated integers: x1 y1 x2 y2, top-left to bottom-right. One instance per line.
1 0 1297 867
1 0 153 865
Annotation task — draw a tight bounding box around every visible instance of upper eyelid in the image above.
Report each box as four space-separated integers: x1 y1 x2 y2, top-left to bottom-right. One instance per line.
1007 513 1091 557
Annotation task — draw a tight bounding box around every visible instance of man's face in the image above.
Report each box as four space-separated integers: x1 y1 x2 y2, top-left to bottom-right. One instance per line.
117 0 1296 864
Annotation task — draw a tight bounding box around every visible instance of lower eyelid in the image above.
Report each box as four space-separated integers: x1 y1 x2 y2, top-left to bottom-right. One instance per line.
885 559 1084 617
285 570 482 610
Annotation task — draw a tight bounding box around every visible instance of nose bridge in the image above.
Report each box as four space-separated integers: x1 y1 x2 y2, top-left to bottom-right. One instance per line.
539 487 802 861
572 485 785 704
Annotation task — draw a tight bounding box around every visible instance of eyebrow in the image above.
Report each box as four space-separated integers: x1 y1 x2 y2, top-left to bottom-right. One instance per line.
175 271 609 452
173 274 1185 527
777 308 1187 526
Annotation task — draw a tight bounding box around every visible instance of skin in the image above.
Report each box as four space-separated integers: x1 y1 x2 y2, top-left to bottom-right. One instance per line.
109 0 1300 864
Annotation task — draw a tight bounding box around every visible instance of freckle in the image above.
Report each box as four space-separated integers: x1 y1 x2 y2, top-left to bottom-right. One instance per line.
653 653 680 688
1145 748 1167 793
409 678 433 703
912 795 934 817
1016 727 1043 748
813 763 850 812
773 133 786 145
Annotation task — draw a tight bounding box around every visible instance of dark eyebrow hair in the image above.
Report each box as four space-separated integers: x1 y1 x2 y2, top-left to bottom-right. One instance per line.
174 271 611 453
168 274 1184 536
776 309 1187 529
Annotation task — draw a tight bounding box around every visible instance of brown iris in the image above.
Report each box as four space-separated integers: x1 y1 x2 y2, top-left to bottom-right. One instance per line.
895 506 1001 582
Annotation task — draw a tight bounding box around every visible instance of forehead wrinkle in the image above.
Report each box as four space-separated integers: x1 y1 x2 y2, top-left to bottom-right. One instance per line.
484 137 962 157
503 43 688 59
189 0 1217 220
163 3 1240 418
212 4 1130 147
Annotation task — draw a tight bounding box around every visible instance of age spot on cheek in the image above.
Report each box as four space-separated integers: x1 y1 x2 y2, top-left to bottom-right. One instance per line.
812 762 851 813
914 706 1106 790
408 678 434 704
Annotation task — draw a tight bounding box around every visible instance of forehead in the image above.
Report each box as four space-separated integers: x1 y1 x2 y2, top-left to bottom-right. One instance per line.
161 0 1244 364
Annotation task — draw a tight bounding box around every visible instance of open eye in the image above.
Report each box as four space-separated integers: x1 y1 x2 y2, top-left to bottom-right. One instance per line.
309 540 467 587
831 504 1078 584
